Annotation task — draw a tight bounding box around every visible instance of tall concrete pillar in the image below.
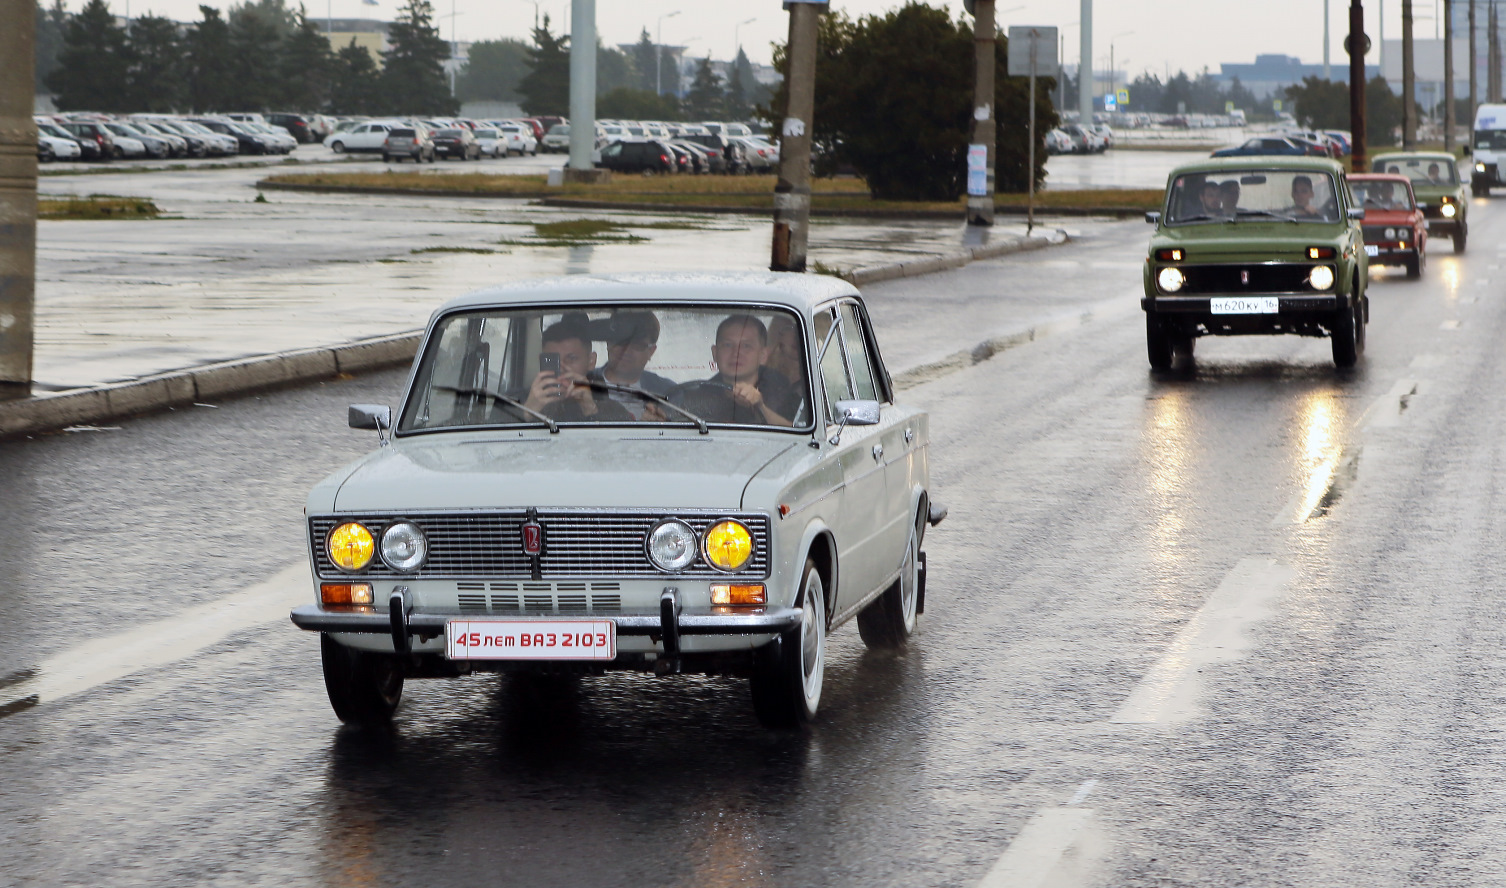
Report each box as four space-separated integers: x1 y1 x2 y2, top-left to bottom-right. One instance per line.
0 0 36 396
1079 0 1092 123
566 0 596 173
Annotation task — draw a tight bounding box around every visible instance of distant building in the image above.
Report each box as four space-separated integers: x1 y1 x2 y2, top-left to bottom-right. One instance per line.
321 18 390 67
1214 53 1380 98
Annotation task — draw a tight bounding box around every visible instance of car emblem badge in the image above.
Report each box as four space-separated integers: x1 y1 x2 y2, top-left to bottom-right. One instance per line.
522 522 543 556
1241 269 1250 286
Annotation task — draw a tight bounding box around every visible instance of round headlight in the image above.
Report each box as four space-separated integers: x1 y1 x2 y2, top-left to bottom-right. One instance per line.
327 522 375 572
1308 265 1335 290
1442 203 1457 218
1384 227 1397 240
703 520 753 572
380 521 427 572
647 520 698 571
1157 267 1186 293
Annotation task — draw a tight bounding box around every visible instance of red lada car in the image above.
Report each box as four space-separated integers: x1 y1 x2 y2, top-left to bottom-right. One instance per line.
1349 173 1427 279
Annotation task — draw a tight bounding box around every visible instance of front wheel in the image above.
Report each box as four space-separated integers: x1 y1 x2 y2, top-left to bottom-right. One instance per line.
1405 251 1423 279
320 633 404 727
858 520 920 649
330 141 346 154
1146 314 1174 370
1454 228 1468 253
1331 298 1360 368
751 558 826 728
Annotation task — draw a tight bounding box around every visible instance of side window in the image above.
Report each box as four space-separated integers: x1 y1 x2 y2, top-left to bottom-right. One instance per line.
816 307 852 422
838 303 878 401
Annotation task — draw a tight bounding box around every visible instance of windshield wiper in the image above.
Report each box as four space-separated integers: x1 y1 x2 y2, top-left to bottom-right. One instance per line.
430 384 558 433
1234 209 1299 222
576 379 710 434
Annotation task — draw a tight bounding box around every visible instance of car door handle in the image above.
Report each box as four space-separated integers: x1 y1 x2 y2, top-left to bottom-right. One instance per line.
904 427 914 445
872 444 883 461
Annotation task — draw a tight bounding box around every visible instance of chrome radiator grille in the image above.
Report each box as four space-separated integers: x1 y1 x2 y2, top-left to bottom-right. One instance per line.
310 511 771 580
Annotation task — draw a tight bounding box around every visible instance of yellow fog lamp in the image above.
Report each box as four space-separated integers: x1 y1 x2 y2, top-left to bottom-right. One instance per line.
702 520 754 572
327 522 375 572
321 582 374 606
711 583 766 606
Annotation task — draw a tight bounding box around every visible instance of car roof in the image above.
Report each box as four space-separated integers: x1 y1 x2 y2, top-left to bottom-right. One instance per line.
1371 150 1456 162
1349 173 1413 185
434 272 860 317
1171 156 1346 176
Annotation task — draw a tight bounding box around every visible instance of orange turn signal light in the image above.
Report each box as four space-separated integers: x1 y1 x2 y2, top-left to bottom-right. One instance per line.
710 583 766 606
1155 248 1184 261
1308 247 1336 259
321 582 374 606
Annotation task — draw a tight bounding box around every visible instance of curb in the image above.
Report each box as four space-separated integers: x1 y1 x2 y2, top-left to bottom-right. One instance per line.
0 231 1072 438
0 332 421 439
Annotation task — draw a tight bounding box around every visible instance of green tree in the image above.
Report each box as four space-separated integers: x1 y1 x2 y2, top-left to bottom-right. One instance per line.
1367 76 1403 147
126 14 184 112
630 28 657 92
227 0 290 109
329 38 381 114
1284 76 1349 129
279 8 335 110
46 0 132 111
35 0 68 95
185 6 234 111
457 38 529 102
726 48 754 120
684 57 724 119
597 87 681 121
381 0 456 115
597 44 634 97
518 15 569 116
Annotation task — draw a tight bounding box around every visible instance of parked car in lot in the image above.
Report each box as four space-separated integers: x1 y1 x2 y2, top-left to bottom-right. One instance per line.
290 272 943 729
1370 151 1468 253
382 126 435 163
732 136 778 171
1348 173 1427 278
495 122 538 156
681 133 744 173
103 121 170 158
37 130 81 162
472 127 504 158
596 139 678 174
326 121 399 154
267 112 317 143
192 117 273 155
1211 136 1323 158
542 123 572 152
36 120 94 159
432 127 480 160
128 119 192 157
1045 128 1074 154
1142 157 1370 368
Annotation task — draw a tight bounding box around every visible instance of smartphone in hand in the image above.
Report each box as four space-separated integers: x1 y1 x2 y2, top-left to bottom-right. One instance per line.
539 353 561 374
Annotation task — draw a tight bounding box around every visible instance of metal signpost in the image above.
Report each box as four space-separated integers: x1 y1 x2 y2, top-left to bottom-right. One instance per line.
0 0 36 397
771 0 828 273
1008 26 1058 235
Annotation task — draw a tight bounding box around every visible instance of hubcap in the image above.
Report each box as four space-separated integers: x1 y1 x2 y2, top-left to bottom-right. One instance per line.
800 571 825 705
900 529 918 628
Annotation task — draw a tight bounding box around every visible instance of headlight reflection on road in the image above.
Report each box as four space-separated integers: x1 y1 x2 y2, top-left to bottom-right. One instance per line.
1293 392 1346 521
1143 392 1192 574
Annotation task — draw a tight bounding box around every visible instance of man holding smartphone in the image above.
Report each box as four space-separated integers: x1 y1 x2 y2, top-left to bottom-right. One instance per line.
522 315 633 422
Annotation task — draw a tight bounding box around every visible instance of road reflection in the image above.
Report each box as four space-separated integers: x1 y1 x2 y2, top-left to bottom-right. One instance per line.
1292 390 1347 521
1142 391 1193 582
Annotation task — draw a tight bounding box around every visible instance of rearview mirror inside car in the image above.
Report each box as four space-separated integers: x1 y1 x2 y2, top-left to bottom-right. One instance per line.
1240 175 1268 185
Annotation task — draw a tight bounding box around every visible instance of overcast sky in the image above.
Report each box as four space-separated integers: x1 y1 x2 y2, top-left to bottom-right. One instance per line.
117 0 1426 82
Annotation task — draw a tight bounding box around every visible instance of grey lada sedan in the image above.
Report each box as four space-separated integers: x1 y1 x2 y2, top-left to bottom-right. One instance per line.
291 273 944 729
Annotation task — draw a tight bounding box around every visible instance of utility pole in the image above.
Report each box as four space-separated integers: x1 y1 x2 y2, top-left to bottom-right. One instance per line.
565 0 601 181
1471 0 1479 121
1326 0 1333 78
1404 0 1417 147
1446 0 1456 149
1079 0 1092 123
1492 0 1502 101
770 0 826 273
1351 0 1369 171
966 0 997 226
0 0 36 397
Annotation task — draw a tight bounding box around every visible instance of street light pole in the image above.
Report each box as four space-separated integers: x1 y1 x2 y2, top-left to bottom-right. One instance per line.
1350 0 1369 172
1446 0 1455 150
0 0 36 396
1404 0 1416 147
734 17 755 57
966 0 997 227
1079 0 1093 123
656 10 680 96
771 0 826 272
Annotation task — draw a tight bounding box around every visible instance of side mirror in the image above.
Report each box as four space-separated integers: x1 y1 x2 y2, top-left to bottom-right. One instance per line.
827 399 881 446
1144 211 1162 225
1346 207 1366 220
349 404 392 446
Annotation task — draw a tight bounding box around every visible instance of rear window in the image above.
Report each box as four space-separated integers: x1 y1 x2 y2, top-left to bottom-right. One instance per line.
437 129 462 137
388 128 416 138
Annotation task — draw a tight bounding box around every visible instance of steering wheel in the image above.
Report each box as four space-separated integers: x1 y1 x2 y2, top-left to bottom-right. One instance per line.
666 380 737 423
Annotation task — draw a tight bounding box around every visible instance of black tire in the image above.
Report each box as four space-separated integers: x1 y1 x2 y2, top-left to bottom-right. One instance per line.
1454 228 1467 253
330 141 346 154
858 517 921 649
1331 298 1359 368
382 153 392 163
751 558 826 728
320 633 404 727
1146 314 1174 370
1472 181 1488 197
1405 251 1422 279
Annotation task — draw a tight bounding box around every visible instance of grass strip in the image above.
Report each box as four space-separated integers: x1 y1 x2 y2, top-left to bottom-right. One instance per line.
38 195 160 220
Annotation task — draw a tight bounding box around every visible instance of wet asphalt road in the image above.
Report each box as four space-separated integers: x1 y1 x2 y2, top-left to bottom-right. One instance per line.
5 199 1506 887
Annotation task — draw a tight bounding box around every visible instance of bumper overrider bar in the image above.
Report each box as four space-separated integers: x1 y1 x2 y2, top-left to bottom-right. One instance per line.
290 586 803 655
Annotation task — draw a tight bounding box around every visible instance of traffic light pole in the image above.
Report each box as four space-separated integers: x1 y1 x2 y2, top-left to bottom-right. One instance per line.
771 0 825 273
0 0 36 397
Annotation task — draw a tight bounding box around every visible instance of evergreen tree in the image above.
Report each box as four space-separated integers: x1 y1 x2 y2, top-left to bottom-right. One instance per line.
279 8 335 110
597 87 681 121
725 48 753 120
457 38 529 102
597 44 634 97
185 6 234 111
518 15 569 116
329 38 381 114
227 0 288 109
381 0 456 115
684 57 724 120
630 28 657 92
35 0 68 95
47 0 132 111
126 15 184 112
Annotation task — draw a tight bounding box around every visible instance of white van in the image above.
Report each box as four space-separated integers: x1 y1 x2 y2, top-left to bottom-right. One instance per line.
1469 103 1506 195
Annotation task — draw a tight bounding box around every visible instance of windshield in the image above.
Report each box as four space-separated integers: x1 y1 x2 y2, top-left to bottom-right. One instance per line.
1476 129 1506 150
401 305 813 434
1350 180 1414 210
1372 155 1460 186
1165 169 1341 224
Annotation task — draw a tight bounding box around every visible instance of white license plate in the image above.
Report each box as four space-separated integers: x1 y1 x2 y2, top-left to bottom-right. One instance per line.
446 619 617 661
1210 297 1280 315
1365 244 1380 256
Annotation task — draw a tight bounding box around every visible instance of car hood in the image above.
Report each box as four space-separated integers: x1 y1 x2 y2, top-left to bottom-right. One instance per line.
1153 223 1350 260
328 432 800 512
1360 209 1420 224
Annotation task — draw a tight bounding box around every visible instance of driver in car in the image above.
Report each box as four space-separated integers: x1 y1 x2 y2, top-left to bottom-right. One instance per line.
706 314 799 427
523 315 633 422
1290 175 1323 217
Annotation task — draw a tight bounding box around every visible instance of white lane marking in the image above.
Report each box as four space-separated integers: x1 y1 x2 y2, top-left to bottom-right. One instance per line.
1360 378 1420 431
1441 319 1462 330
977 808 1097 888
0 562 308 713
1111 558 1294 724
1067 779 1098 806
